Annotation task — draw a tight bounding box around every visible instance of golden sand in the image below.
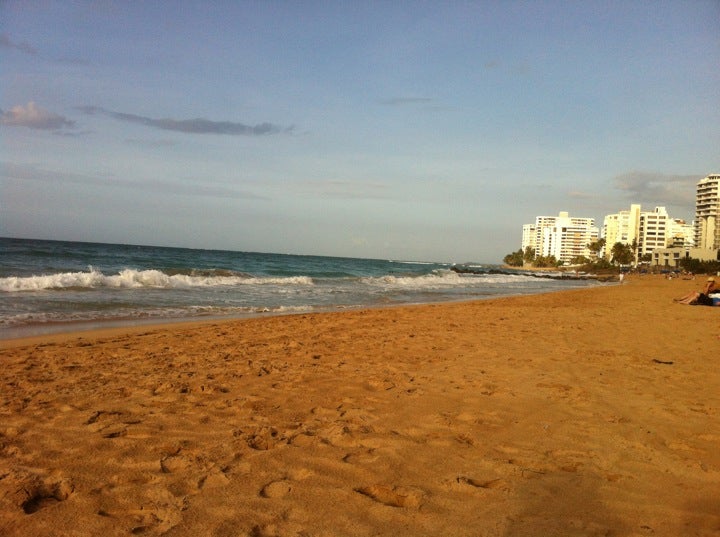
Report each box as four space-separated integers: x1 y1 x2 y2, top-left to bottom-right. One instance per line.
1 275 718 536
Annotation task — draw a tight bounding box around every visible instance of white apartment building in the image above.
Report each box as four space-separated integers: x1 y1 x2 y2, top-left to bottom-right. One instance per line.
650 174 719 267
695 173 720 250
521 211 599 265
669 218 694 248
602 204 641 260
601 205 693 262
637 206 671 258
522 224 536 253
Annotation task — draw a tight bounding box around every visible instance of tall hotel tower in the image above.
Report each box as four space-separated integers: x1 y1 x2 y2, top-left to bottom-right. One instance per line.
522 211 598 264
695 174 720 250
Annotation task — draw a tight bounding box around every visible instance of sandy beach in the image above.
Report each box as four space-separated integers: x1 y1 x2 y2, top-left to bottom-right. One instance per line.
1 274 718 537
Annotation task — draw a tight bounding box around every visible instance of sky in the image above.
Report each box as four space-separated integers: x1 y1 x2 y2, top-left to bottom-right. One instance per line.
1 1 719 263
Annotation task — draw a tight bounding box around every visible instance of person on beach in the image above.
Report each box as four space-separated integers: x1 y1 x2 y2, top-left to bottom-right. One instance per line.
674 277 719 305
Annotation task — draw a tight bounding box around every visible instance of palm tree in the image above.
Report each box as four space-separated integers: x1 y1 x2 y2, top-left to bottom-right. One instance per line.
523 246 535 264
610 242 633 266
586 238 606 260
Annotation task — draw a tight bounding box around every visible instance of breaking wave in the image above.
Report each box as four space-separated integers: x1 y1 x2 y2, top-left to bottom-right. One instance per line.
0 268 314 292
360 270 556 289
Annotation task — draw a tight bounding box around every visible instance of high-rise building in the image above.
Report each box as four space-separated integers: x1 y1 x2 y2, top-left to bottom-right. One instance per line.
695 174 720 250
668 218 694 248
602 204 641 260
521 211 599 265
601 205 693 262
521 223 537 255
637 206 671 258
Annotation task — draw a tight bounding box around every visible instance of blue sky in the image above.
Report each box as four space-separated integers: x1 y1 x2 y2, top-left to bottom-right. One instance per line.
1 1 718 262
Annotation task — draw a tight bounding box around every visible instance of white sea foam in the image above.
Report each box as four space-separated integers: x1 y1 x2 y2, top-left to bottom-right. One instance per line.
1 238 604 338
361 270 464 288
0 268 314 292
0 303 324 328
360 270 550 289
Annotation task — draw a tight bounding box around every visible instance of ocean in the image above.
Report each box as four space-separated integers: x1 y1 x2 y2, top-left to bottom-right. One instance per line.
0 237 604 338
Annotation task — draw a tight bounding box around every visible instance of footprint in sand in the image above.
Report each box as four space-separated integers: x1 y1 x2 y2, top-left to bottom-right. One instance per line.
235 426 288 451
85 410 133 438
288 432 317 447
355 484 424 508
3 469 75 514
160 452 193 474
198 468 230 490
95 481 186 534
365 378 396 392
456 476 509 491
261 479 293 498
101 424 128 439
23 478 74 514
343 449 380 465
259 468 313 499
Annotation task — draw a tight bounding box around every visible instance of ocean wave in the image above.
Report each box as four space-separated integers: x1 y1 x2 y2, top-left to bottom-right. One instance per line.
361 270 464 288
360 270 553 289
163 268 254 278
0 268 314 292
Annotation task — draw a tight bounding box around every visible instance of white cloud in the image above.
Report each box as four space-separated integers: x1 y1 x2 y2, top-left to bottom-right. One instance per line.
0 102 75 131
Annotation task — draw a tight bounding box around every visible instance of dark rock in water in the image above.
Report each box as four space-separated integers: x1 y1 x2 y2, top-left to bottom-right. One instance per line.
449 266 483 275
450 265 615 282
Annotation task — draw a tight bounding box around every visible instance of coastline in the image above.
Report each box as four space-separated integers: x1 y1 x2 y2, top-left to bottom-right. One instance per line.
0 287 585 348
0 283 596 348
0 277 610 343
1 274 718 536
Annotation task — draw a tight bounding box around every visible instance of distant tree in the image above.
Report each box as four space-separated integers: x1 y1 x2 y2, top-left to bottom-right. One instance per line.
610 242 634 266
591 257 614 270
678 257 720 274
586 238 606 259
639 253 652 264
534 255 560 268
503 249 524 267
523 246 535 263
570 255 591 265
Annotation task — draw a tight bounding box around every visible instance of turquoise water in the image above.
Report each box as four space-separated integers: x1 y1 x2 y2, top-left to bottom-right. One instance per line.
0 237 602 337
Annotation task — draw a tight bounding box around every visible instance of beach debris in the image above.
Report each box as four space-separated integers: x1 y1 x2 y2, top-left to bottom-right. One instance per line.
651 359 674 365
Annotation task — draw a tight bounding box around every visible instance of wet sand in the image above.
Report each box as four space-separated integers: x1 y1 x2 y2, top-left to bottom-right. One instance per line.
1 274 718 536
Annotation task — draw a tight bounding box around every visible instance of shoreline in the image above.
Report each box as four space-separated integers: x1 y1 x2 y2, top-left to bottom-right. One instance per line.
0 279 612 344
467 264 621 281
0 289 587 349
1 274 718 536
